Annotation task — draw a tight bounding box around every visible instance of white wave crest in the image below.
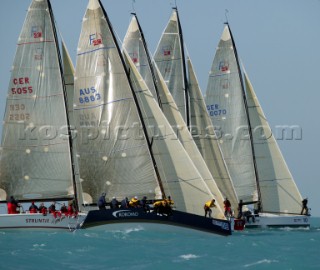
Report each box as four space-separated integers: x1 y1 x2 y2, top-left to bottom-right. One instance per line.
179 254 200 261
244 259 279 267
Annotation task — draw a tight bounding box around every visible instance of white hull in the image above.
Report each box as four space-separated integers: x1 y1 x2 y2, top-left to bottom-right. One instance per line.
0 213 87 231
244 213 310 228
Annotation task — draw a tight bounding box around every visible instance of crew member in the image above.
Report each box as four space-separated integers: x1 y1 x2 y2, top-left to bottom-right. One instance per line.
39 203 47 216
223 197 232 217
237 200 243 219
129 196 139 208
29 201 39 213
301 198 309 215
110 197 119 209
204 199 216 218
98 193 107 210
7 196 20 214
121 197 129 208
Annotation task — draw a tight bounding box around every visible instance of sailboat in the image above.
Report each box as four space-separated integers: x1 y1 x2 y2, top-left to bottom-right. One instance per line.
205 23 310 228
152 8 243 229
75 0 231 235
0 0 86 230
123 12 230 221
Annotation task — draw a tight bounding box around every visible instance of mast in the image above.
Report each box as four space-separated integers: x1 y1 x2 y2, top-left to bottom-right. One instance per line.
98 0 166 198
227 23 262 209
174 7 190 128
48 0 79 210
131 13 163 109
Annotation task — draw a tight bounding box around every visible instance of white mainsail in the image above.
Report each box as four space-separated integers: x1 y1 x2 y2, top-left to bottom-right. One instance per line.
74 0 159 203
123 13 226 214
154 8 189 124
244 70 303 214
188 57 239 212
0 0 76 201
205 25 258 204
124 51 225 218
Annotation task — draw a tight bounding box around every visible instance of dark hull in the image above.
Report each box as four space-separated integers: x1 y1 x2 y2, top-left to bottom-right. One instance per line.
82 208 231 236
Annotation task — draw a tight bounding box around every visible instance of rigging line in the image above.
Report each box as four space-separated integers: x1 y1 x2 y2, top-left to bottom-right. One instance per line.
171 0 177 8
225 9 229 24
131 0 136 13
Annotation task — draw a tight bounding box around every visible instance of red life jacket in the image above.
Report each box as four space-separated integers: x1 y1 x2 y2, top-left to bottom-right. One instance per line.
29 208 37 214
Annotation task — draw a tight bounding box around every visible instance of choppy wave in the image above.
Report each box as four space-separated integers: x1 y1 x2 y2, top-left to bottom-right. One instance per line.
0 217 319 269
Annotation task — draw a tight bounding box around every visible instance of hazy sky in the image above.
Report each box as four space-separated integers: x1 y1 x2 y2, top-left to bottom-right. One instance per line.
1 0 319 217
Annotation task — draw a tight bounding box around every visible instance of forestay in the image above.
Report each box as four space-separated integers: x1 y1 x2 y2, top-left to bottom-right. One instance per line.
73 0 159 204
205 25 257 203
0 0 75 201
62 41 85 209
244 71 303 214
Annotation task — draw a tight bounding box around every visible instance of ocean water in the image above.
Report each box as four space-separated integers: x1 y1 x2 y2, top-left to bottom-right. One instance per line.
0 218 319 270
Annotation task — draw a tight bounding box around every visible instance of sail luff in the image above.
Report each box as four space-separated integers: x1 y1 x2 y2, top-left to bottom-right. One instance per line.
48 1 79 210
61 41 85 209
227 24 261 207
174 7 190 127
244 70 303 214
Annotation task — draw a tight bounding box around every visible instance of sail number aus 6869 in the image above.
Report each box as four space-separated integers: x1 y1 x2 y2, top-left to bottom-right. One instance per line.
78 87 101 104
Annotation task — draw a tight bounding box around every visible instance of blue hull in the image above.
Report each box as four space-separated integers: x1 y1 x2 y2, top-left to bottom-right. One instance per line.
82 208 232 236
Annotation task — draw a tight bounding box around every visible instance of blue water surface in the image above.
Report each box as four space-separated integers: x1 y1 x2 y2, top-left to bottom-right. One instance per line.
0 218 319 270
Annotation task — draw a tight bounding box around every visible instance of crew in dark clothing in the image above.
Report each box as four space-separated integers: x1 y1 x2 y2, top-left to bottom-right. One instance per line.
60 203 67 213
140 196 150 213
110 197 119 209
38 203 47 215
98 193 107 210
237 200 243 219
301 198 309 215
121 197 129 209
29 201 39 213
48 202 56 213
